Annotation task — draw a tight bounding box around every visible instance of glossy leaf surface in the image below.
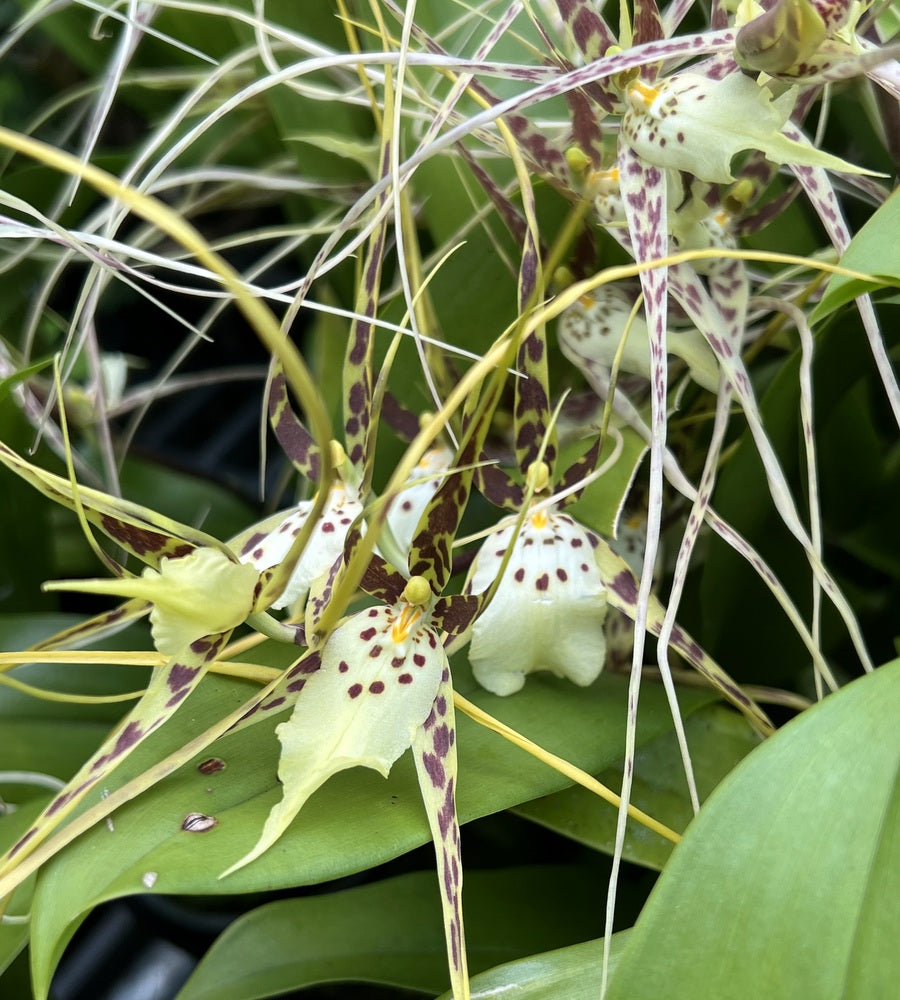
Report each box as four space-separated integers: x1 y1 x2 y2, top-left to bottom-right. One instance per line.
606 661 900 1000
177 866 605 1000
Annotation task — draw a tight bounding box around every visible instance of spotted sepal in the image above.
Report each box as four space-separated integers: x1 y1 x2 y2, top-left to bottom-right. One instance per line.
386 446 454 559
433 594 483 636
230 647 323 732
474 463 524 512
513 199 556 478
3 631 230 868
267 368 321 482
594 537 774 736
344 135 392 477
556 433 604 507
0 442 223 566
221 602 446 877
554 0 616 61
341 520 407 605
514 325 556 478
633 0 665 49
379 392 421 443
411 671 468 1000
28 598 150 652
408 377 505 595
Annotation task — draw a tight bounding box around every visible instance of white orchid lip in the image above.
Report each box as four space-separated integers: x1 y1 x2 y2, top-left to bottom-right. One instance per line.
239 485 363 610
466 508 608 696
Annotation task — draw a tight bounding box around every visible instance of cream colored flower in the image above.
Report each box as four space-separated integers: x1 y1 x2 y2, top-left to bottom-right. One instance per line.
622 72 870 183
45 546 258 655
465 508 608 695
558 283 719 392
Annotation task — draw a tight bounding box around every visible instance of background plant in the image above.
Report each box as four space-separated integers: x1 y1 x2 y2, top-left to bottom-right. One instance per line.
0 1 898 998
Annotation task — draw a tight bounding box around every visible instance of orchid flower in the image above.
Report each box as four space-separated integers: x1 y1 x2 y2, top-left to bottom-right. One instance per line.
557 282 720 393
621 71 873 184
221 370 506 1000
466 460 609 695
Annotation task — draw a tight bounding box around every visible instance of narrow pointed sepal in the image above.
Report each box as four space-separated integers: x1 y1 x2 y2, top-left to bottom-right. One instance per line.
465 509 608 695
0 441 222 564
3 632 229 865
412 672 469 1000
593 536 775 735
222 601 446 877
387 446 454 558
267 368 321 480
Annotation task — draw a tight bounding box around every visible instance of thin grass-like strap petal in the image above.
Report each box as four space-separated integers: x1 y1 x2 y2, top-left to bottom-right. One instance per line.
595 538 774 735
408 373 506 594
784 128 900 429
0 442 222 565
26 599 149 653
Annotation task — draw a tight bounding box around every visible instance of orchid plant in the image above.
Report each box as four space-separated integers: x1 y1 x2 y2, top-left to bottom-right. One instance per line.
0 1 898 999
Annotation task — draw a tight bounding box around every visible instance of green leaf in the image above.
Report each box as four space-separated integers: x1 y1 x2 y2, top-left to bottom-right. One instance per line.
437 932 632 1000
811 191 900 321
177 865 606 1000
0 798 47 978
515 703 760 870
566 428 646 537
606 661 900 1000
26 666 718 997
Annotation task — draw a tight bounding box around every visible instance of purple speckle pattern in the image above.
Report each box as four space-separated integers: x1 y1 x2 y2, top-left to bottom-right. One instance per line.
412 674 467 993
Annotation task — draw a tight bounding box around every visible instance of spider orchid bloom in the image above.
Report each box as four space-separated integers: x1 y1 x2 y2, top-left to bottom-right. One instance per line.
465 465 608 697
223 376 503 1000
45 546 259 656
0 441 276 867
558 283 720 393
622 71 872 184
224 570 468 994
224 575 450 869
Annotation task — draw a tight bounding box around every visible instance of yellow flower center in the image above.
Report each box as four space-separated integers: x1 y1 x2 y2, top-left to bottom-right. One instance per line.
531 508 549 530
392 603 424 643
627 80 660 113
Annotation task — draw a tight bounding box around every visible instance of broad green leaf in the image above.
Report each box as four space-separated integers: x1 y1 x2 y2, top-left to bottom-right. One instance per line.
515 703 760 870
437 932 632 1000
606 661 900 1000
177 865 605 1000
812 191 900 320
27 667 718 997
